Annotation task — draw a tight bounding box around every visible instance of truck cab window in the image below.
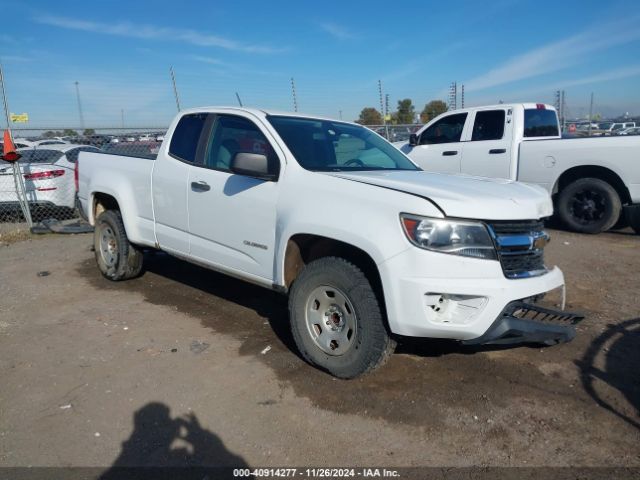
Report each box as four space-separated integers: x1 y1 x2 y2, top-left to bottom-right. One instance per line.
471 110 505 141
169 113 208 163
204 115 279 174
419 113 467 145
523 109 559 137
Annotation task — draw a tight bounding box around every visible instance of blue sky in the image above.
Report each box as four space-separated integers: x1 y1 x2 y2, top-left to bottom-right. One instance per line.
1 0 639 128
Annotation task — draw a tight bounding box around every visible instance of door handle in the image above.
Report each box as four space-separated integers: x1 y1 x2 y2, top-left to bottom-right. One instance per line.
191 181 210 192
442 150 458 156
489 149 506 154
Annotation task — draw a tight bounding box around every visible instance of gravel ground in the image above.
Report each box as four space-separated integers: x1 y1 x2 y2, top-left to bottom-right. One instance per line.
0 228 638 470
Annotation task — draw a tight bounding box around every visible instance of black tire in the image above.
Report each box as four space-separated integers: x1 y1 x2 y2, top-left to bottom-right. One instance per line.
288 257 396 379
556 177 621 234
94 210 143 281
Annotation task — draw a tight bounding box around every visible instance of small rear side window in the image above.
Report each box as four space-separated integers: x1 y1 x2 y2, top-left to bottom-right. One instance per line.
471 110 505 141
524 109 559 137
169 113 208 162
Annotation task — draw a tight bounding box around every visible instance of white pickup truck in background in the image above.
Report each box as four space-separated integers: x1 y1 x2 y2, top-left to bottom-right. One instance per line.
78 107 581 378
397 104 640 234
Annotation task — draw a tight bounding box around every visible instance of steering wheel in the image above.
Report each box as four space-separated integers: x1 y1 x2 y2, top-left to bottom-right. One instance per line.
344 158 365 167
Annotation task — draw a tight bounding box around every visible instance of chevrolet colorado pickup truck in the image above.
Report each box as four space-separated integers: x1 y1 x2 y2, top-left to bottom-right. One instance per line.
78 107 580 378
396 104 640 234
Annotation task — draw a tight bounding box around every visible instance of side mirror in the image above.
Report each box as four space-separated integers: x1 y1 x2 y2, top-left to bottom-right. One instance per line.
230 152 277 181
409 133 419 146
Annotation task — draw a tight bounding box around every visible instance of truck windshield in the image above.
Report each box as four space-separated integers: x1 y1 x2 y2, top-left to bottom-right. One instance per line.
267 115 420 172
523 109 559 137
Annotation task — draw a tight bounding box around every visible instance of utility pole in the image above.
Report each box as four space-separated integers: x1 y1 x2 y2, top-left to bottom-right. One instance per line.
385 93 389 119
170 66 181 112
235 92 243 107
121 109 124 129
448 82 457 111
0 61 32 227
290 77 298 112
74 81 85 130
588 92 594 137
378 79 389 139
338 110 342 120
461 84 465 109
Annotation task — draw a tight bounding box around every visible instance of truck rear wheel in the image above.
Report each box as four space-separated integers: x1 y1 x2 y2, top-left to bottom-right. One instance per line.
557 177 621 234
94 210 143 281
288 257 396 379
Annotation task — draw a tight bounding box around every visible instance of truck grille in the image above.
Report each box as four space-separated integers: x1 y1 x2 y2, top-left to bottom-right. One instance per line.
487 220 548 279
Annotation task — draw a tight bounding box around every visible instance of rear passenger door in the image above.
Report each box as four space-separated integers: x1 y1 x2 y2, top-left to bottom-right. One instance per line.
152 113 208 254
461 108 512 179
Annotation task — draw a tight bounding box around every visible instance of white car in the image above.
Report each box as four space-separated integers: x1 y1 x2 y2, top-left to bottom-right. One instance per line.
0 144 101 213
616 126 640 136
78 107 579 378
138 134 153 142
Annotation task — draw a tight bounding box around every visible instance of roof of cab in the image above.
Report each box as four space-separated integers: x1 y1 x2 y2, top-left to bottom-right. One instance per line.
176 106 353 124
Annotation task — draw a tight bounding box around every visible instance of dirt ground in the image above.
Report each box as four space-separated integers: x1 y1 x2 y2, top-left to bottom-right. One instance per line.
0 228 638 469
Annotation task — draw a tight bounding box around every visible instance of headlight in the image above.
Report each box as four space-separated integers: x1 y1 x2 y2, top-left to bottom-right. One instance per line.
400 214 497 260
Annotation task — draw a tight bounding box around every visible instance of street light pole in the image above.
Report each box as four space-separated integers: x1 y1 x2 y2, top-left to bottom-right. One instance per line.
74 81 85 130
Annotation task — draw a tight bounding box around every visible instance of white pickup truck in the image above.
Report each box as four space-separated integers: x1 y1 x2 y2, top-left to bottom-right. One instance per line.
396 104 640 234
78 107 581 378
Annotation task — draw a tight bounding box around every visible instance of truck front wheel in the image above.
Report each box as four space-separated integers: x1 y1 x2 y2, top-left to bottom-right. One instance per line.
288 257 396 379
94 210 143 281
557 177 621 234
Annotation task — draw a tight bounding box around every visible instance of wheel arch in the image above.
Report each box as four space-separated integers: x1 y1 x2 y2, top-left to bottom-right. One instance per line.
282 234 386 316
92 191 120 223
553 165 631 205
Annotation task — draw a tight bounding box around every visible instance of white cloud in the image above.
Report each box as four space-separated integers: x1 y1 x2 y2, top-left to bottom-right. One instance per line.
34 14 287 54
319 22 356 40
189 55 226 65
464 17 640 92
1 55 33 63
557 66 640 89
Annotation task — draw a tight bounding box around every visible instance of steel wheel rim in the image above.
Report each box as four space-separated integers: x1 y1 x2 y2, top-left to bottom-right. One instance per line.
569 189 606 225
98 224 118 267
305 285 357 356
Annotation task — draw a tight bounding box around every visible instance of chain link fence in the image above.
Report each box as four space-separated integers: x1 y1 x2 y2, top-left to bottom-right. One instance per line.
0 128 168 225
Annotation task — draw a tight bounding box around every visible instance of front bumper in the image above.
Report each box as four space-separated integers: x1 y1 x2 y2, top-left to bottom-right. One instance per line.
379 246 566 340
462 301 583 346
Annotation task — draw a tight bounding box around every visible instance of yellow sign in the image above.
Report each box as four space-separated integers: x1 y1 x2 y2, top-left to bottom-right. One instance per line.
384 114 391 121
10 113 29 123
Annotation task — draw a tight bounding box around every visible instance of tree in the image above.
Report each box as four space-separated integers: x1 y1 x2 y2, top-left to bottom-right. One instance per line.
420 100 448 124
42 130 57 138
63 129 78 137
83 128 95 136
395 99 415 124
356 107 383 126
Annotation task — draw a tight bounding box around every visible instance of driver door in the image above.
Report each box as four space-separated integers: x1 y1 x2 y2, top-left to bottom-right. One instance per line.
402 112 468 173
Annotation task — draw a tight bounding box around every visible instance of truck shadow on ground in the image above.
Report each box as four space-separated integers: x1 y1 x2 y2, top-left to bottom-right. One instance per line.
99 402 247 478
575 318 640 430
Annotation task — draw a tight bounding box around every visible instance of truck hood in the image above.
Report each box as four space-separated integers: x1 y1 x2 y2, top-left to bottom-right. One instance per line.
326 170 553 220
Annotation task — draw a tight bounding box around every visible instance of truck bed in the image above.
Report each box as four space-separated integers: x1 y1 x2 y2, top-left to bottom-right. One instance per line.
77 151 156 246
518 136 640 202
